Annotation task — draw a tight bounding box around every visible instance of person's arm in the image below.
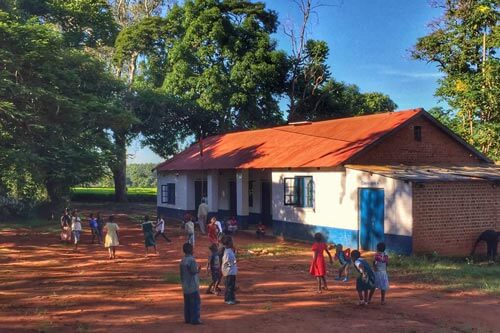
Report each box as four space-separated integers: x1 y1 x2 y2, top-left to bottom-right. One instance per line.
325 247 333 264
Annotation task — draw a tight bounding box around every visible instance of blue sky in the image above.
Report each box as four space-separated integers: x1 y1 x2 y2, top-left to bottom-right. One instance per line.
127 0 445 164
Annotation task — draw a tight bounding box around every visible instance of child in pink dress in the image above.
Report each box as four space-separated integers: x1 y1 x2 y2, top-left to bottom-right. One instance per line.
309 233 333 293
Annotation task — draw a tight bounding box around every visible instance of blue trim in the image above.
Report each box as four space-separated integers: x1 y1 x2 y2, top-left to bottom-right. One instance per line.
157 206 194 221
248 213 262 225
273 220 358 249
384 233 412 255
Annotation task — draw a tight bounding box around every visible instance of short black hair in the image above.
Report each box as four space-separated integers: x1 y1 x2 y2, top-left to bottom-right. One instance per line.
108 215 114 222
313 233 324 242
376 242 386 252
144 215 149 221
222 235 233 246
351 250 361 260
183 242 193 255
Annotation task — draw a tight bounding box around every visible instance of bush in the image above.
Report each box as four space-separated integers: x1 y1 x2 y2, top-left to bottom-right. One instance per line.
70 187 156 202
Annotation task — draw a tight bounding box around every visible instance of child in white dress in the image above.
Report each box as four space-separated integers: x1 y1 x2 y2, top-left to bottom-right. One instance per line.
373 242 389 305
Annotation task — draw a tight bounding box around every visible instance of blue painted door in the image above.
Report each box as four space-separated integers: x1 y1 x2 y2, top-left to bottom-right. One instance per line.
359 188 384 251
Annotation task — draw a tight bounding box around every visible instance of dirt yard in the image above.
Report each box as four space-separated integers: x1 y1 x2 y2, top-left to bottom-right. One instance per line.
0 204 499 333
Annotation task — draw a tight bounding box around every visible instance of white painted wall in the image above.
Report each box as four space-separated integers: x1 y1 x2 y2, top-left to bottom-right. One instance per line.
271 168 412 236
157 172 189 210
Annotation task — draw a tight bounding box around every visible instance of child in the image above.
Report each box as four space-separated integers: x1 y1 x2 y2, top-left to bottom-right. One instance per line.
373 242 389 305
141 215 157 256
206 244 221 295
96 212 104 243
226 216 238 234
256 223 266 239
179 242 202 325
221 236 238 305
60 208 72 243
309 233 333 293
207 217 219 245
351 250 375 305
71 210 82 251
104 215 119 259
185 216 195 247
334 244 351 282
154 215 172 243
88 213 100 244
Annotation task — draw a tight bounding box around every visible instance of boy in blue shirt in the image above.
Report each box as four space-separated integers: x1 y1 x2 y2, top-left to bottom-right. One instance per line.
180 243 202 325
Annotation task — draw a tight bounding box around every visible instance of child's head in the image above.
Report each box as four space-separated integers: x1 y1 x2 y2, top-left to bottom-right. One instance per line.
144 215 149 222
209 243 218 253
335 243 343 252
109 215 114 222
313 232 324 243
210 216 216 224
222 235 233 248
89 213 94 218
350 250 361 261
376 242 386 252
183 242 193 255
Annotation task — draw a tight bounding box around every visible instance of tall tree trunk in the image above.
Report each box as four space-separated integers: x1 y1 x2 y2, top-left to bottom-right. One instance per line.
111 132 128 202
45 179 69 210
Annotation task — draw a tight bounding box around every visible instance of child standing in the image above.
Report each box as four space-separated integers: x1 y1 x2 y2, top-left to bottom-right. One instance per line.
334 244 351 282
185 217 195 247
88 213 100 244
373 242 389 305
71 210 82 251
221 236 238 305
104 215 119 259
309 233 333 293
206 244 221 295
207 217 219 244
141 215 157 256
351 250 376 305
179 243 202 325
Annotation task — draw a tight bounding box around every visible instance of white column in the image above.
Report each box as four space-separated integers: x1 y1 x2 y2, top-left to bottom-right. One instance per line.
236 169 249 217
207 171 219 212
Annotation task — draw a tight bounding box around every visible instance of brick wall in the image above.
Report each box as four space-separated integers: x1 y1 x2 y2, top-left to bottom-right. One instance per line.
353 116 485 165
412 182 500 256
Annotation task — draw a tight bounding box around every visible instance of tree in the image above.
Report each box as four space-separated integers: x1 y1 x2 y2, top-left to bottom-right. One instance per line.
412 0 499 160
0 3 130 206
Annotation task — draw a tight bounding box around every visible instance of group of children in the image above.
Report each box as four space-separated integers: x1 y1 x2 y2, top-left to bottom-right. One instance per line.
59 208 120 259
309 232 390 305
180 234 239 325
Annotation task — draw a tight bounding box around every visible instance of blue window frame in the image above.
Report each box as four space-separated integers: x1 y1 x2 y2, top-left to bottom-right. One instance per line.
161 183 175 204
284 176 313 208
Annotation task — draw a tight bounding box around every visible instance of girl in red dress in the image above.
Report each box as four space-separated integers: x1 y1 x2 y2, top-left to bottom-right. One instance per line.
309 232 333 293
207 217 219 244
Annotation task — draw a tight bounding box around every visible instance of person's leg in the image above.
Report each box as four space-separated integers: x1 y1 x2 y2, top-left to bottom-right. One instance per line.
191 291 201 324
381 290 386 304
108 247 112 259
343 263 350 281
224 276 230 302
183 293 191 324
227 275 236 302
321 276 328 290
161 232 171 242
153 244 157 254
368 288 375 303
357 289 364 304
363 290 369 303
112 247 116 259
154 231 160 239
316 277 321 293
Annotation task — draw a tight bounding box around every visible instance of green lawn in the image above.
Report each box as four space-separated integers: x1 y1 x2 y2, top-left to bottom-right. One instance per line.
70 187 156 202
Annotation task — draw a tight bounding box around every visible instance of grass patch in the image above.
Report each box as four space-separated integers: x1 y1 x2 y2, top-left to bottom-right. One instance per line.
391 255 500 294
71 187 156 202
239 242 304 259
163 272 209 286
0 217 59 232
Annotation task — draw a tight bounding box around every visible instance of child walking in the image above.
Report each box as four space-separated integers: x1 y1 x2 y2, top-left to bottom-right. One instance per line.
104 215 119 259
88 213 101 244
334 244 351 282
180 242 202 325
207 217 219 245
373 242 389 304
351 250 376 305
221 236 238 305
154 215 172 243
141 215 157 256
206 244 221 295
71 210 82 251
309 233 333 293
185 217 195 247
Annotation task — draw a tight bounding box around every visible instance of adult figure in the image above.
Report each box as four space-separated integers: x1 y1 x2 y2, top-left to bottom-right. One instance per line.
197 198 208 235
104 215 119 259
471 229 499 262
141 215 157 256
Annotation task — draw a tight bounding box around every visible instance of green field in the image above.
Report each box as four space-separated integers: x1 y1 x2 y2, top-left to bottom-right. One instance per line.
71 187 156 202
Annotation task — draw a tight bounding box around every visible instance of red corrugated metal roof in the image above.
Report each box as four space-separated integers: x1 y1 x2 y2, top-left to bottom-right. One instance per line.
156 109 424 171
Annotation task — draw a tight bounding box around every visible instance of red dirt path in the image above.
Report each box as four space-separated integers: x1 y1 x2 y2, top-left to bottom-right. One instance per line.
0 210 499 333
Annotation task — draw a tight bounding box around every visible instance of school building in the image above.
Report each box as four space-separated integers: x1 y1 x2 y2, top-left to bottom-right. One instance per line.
155 109 500 255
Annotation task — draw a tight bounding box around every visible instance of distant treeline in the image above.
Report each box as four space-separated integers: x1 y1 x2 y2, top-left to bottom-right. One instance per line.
84 164 157 188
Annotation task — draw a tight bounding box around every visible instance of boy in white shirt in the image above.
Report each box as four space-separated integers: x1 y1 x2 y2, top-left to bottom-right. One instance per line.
154 215 171 243
71 210 82 251
185 217 195 247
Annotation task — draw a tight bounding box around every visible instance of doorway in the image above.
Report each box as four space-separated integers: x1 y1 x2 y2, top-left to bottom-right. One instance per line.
359 188 384 251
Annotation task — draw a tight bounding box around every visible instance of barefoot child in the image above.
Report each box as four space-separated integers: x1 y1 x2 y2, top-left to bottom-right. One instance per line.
206 244 220 295
71 210 82 251
222 236 238 305
309 233 333 293
334 244 351 282
142 215 157 256
180 243 202 325
373 242 389 304
104 215 119 259
351 250 375 305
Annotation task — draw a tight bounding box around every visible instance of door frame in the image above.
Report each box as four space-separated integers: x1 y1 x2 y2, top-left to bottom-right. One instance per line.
357 187 385 251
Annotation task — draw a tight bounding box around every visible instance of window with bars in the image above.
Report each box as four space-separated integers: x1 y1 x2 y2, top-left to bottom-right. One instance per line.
161 183 175 204
284 176 314 208
248 181 254 207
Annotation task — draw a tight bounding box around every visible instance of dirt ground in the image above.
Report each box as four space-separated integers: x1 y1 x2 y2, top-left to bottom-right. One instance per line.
0 205 499 333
